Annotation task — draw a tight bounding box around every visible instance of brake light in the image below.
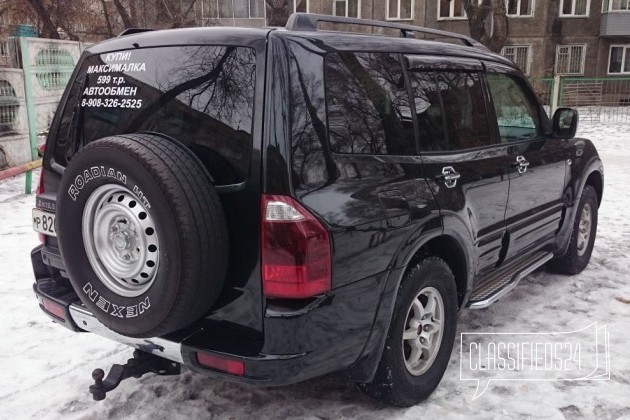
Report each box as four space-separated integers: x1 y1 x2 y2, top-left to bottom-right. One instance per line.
196 352 245 376
261 194 331 298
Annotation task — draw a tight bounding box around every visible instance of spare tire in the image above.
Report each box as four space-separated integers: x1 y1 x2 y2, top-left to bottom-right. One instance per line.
56 134 228 337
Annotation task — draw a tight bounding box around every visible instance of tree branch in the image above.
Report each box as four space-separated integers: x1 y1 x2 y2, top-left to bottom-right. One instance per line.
112 0 136 28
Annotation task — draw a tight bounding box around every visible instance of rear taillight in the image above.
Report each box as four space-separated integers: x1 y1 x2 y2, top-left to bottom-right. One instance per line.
261 194 331 299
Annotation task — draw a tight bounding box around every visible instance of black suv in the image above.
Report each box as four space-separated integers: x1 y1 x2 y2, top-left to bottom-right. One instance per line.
31 14 603 406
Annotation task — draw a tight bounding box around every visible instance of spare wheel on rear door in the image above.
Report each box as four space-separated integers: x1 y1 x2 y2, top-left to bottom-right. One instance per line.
56 133 228 338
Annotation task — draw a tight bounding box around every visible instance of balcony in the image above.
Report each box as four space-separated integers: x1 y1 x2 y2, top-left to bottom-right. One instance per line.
601 12 630 37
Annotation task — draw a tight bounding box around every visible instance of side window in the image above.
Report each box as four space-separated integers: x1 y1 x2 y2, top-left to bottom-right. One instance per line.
409 72 447 151
409 70 493 151
487 73 540 143
325 52 415 155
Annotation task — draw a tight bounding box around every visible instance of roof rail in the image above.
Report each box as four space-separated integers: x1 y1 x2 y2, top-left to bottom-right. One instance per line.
285 13 487 50
118 28 154 37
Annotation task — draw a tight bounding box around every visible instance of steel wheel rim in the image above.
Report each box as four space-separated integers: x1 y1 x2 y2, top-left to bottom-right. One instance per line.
576 203 592 257
402 286 445 376
82 184 159 297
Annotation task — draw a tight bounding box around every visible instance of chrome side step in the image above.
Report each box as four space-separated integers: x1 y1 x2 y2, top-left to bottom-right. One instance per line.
467 251 554 309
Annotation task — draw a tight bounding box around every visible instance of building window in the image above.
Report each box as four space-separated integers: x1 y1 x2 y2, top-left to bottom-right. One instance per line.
560 0 590 16
506 0 534 16
438 0 484 20
214 0 265 18
334 0 360 17
0 41 9 57
388 0 414 20
602 0 630 12
438 0 466 19
501 45 531 75
556 44 586 75
289 0 310 13
609 45 630 74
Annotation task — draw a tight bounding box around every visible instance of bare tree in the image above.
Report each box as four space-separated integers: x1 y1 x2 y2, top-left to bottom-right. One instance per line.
463 0 508 53
24 0 61 38
99 0 115 37
265 0 289 26
112 0 136 28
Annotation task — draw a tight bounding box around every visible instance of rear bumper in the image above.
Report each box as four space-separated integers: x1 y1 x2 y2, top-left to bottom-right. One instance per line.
31 245 388 386
69 303 184 363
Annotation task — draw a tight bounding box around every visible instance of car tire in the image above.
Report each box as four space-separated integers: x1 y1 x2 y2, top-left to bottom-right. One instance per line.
548 185 598 275
56 133 228 337
357 257 458 407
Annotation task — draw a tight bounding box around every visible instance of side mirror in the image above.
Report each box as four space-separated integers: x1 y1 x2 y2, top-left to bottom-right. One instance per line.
552 108 578 139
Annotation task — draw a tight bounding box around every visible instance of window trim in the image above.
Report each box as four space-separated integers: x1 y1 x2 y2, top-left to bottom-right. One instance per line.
559 0 591 17
501 45 532 75
607 44 630 75
333 0 361 18
437 0 467 21
387 0 414 20
555 43 586 75
506 0 535 17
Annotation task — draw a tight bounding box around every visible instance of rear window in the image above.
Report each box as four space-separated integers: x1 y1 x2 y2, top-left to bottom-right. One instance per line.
54 46 256 184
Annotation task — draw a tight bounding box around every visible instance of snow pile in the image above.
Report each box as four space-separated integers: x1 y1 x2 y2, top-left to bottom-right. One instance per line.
1 121 629 419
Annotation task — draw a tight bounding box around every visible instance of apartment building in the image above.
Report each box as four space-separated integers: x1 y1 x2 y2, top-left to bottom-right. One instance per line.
197 0 629 78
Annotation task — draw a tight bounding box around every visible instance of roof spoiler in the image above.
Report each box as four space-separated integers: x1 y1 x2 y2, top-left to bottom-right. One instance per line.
118 28 154 37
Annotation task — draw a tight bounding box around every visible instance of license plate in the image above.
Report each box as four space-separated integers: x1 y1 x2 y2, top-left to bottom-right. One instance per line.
32 208 56 237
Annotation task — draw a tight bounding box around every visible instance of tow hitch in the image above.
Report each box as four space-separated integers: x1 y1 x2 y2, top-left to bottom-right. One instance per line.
89 350 181 400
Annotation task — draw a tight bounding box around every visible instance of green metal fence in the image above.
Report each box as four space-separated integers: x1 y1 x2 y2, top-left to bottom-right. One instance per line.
558 77 630 124
527 76 630 123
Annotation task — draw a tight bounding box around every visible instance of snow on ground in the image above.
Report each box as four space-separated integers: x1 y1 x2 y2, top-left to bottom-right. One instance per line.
1 121 629 420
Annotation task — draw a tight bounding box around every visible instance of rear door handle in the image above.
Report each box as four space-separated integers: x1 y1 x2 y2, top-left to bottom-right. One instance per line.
436 166 461 188
513 155 530 174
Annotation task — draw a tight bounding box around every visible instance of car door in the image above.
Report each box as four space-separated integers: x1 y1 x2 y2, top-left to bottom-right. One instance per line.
484 64 568 261
405 56 511 279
